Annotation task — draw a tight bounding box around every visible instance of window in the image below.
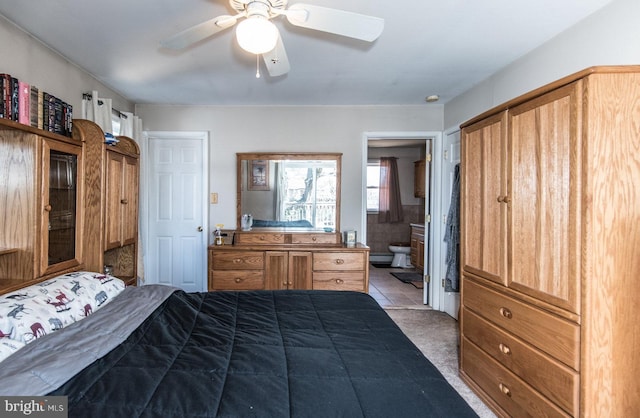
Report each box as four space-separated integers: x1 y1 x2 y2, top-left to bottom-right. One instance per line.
367 161 380 212
111 113 121 136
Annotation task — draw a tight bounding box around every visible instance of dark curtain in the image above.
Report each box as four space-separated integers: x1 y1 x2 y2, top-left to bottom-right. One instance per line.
378 157 403 223
444 164 460 292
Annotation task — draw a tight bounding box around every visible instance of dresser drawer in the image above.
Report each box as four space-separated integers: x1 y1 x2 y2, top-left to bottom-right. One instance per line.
212 251 264 270
313 272 365 291
234 233 285 245
313 252 365 271
464 278 579 369
462 339 571 418
463 308 578 415
291 233 340 245
210 270 264 290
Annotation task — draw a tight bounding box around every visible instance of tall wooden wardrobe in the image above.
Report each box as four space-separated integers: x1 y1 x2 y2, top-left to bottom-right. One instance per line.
460 66 640 417
74 119 140 286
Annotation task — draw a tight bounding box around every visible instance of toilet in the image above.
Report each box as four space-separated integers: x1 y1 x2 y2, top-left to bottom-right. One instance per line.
388 242 413 268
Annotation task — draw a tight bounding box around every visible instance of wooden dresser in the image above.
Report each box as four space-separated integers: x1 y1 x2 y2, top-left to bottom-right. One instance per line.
208 230 369 292
460 66 640 417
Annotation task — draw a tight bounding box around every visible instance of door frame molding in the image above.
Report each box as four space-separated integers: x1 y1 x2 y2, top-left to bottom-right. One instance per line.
362 131 443 310
141 130 209 289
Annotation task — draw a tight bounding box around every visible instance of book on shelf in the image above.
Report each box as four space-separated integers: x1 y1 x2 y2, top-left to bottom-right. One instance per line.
1 74 14 120
37 89 44 130
29 85 40 128
0 74 7 119
0 73 73 137
18 80 30 125
10 76 18 122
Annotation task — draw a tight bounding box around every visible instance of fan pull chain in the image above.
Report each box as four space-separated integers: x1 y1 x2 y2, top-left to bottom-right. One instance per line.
256 55 261 79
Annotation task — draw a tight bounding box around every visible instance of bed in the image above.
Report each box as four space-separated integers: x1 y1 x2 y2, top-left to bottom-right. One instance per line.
0 272 477 417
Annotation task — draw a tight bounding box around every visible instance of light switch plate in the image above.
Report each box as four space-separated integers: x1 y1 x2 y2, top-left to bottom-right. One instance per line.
211 193 218 204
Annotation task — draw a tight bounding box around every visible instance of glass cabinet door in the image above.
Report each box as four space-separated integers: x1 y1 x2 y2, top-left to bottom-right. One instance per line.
41 138 83 275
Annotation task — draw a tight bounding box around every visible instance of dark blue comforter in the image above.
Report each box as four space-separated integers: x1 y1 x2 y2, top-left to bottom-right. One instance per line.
50 290 477 417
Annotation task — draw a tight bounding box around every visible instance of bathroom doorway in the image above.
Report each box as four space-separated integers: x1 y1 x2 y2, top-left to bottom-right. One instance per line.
364 135 432 307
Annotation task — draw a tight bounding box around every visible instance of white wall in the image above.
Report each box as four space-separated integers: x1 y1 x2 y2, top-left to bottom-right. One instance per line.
135 105 443 234
445 0 640 129
0 15 133 114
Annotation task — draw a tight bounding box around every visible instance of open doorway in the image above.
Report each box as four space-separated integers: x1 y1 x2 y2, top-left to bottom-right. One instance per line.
364 136 433 308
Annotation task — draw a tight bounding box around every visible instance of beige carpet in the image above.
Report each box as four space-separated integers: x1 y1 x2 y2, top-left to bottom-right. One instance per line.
385 309 496 418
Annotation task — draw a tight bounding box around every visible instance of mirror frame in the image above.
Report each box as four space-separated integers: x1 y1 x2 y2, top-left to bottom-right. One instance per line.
237 152 342 231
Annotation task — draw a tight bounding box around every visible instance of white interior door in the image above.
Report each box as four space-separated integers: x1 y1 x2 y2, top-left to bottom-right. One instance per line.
441 130 461 319
422 141 432 306
144 132 208 292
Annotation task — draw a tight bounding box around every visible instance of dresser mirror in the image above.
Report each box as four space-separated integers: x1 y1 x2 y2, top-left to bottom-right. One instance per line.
237 153 342 231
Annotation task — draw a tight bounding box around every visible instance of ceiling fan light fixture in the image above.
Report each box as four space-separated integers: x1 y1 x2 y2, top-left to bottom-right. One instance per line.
236 17 279 55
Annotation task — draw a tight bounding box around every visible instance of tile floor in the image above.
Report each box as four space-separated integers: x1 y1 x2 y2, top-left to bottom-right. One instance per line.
368 264 429 309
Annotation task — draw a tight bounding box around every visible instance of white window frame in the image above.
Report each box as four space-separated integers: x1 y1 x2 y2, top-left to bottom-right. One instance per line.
366 160 380 213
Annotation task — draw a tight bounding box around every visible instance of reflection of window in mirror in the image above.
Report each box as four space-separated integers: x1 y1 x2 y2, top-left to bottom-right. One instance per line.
277 160 337 229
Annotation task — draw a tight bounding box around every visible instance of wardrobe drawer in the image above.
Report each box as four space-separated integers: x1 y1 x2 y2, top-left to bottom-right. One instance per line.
463 308 578 415
212 251 264 270
313 272 365 291
462 339 571 418
464 278 579 370
210 270 264 290
313 252 365 271
291 233 340 245
234 233 285 245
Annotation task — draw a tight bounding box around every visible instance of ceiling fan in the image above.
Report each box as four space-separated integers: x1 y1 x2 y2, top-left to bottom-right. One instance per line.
160 0 384 77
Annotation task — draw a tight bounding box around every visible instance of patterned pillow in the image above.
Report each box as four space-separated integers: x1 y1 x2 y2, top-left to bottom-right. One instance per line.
0 272 125 346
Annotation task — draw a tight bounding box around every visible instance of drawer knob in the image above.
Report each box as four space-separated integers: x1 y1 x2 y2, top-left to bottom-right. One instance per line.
335 279 344 284
233 258 242 264
44 204 52 212
499 307 513 319
234 278 242 283
312 237 317 241
499 343 511 355
259 236 265 241
335 259 345 265
499 383 512 397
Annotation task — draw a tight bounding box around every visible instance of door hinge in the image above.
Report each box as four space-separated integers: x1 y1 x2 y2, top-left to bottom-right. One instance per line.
424 275 430 283
426 153 432 162
426 214 431 223
443 150 448 160
441 278 445 288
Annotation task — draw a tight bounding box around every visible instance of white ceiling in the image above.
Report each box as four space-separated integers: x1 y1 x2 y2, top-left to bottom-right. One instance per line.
0 0 613 106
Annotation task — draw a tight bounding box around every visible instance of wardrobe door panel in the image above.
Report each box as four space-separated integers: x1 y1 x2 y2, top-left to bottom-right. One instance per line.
461 111 508 285
508 82 582 314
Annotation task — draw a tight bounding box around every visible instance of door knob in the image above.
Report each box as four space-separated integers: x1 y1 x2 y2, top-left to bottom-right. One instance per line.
197 226 203 232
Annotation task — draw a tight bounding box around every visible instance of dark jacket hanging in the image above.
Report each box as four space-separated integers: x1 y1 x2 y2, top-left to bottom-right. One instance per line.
444 164 460 292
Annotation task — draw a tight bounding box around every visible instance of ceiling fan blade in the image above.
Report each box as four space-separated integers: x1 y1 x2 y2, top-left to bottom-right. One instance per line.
285 3 384 42
262 33 290 77
160 15 239 49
